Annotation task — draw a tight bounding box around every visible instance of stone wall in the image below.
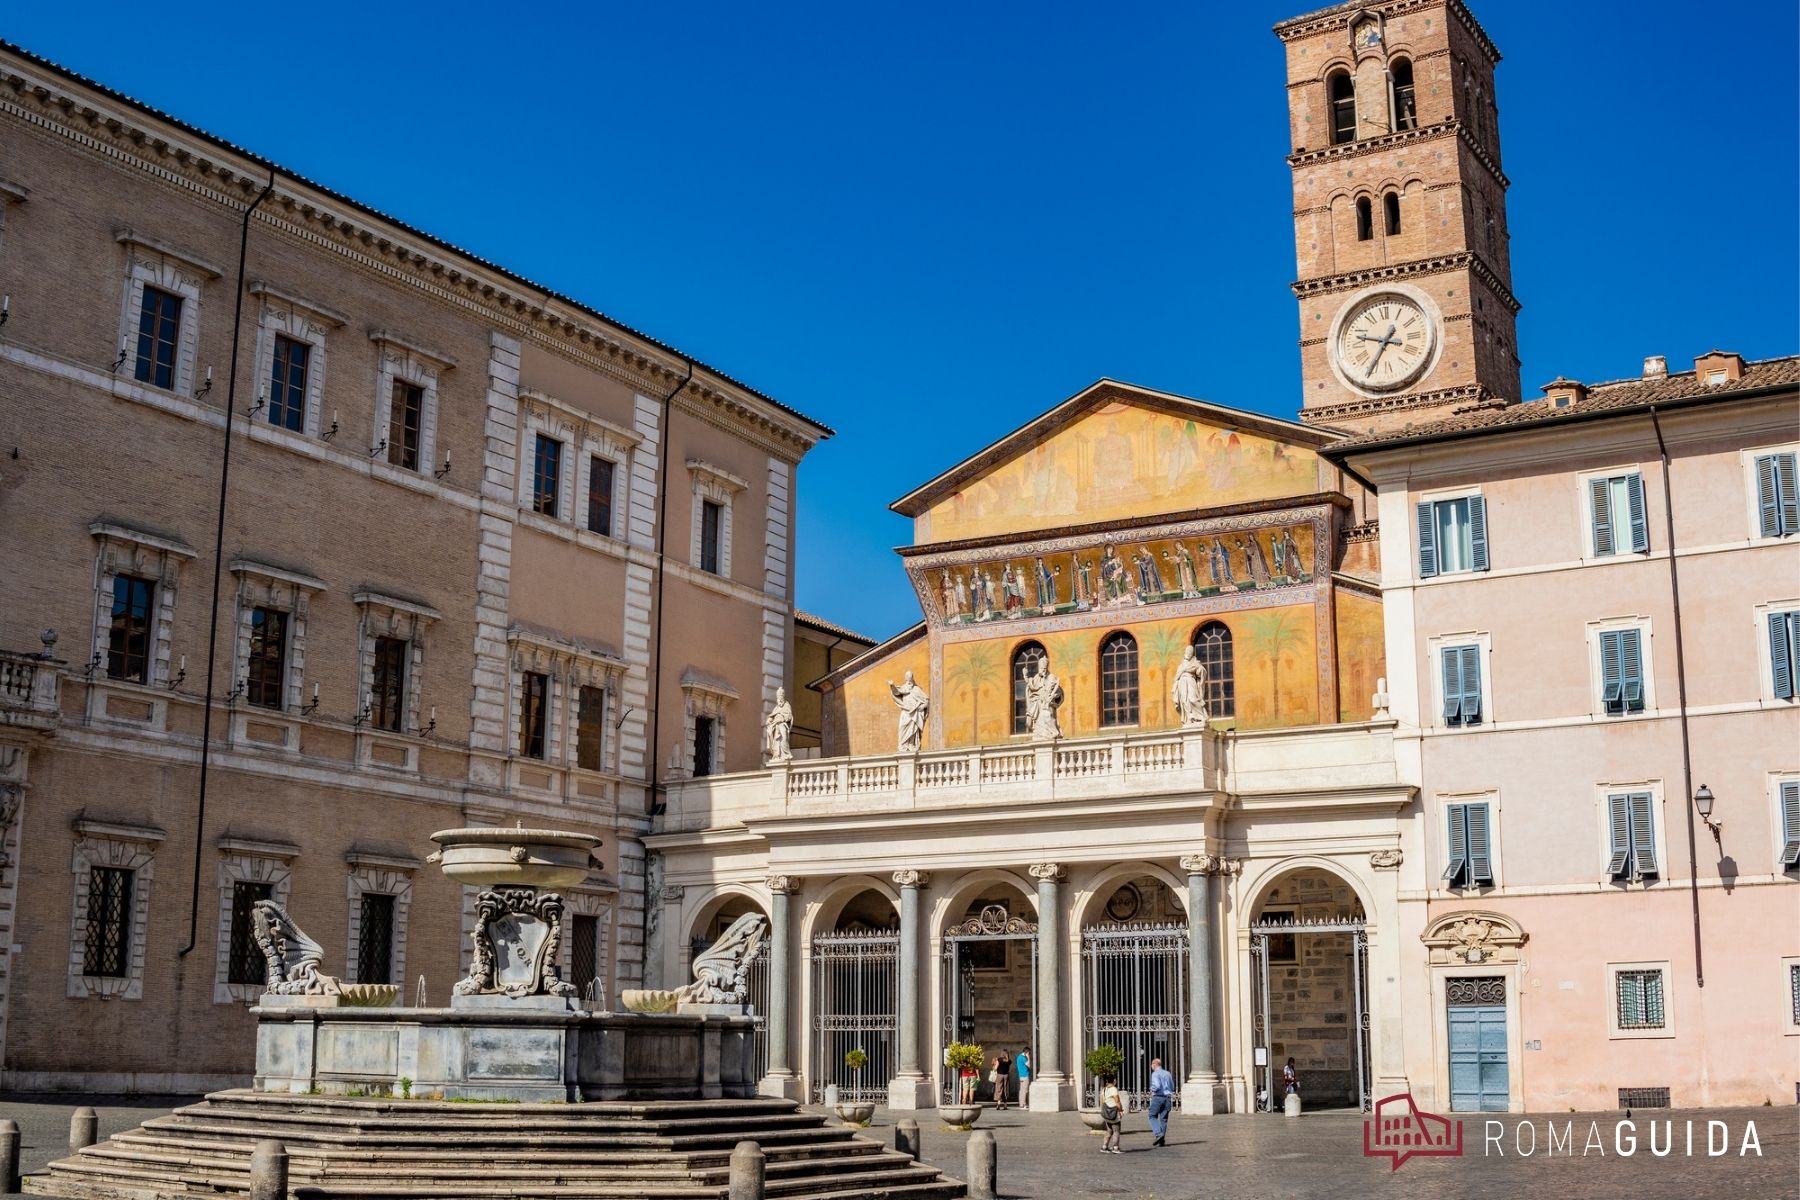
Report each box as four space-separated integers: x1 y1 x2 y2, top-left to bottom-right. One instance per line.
1263 869 1360 1107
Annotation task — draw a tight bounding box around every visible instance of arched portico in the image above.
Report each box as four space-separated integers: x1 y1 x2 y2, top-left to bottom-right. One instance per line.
930 872 1040 1105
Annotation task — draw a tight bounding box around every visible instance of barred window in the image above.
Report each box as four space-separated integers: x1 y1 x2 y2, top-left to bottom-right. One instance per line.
357 893 395 985
571 912 601 1002
246 607 288 710
372 636 407 732
227 880 274 985
1099 631 1139 727
700 501 723 574
387 380 423 471
1011 641 1047 735
107 574 156 684
518 671 548 759
1193 622 1235 718
83 866 134 978
133 285 182 389
268 335 309 432
577 685 606 772
1616 968 1665 1030
1791 963 1800 1025
693 714 717 777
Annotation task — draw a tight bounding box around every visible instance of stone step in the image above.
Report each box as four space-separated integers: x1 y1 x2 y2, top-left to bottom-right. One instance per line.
151 1110 835 1141
201 1091 804 1121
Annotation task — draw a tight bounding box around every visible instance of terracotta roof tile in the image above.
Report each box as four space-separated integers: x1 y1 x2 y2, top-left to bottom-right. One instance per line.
794 610 877 645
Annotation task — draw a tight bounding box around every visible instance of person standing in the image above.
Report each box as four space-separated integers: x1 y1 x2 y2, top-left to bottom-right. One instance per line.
990 1054 1009 1110
1015 1048 1032 1109
1147 1057 1175 1147
1099 1073 1124 1154
1283 1057 1300 1098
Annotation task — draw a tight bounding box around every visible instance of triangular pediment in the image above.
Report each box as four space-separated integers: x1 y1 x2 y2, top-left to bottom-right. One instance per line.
892 380 1339 545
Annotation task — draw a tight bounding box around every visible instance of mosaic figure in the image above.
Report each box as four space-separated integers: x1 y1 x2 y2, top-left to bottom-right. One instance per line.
1209 538 1232 586
1075 557 1096 607
1280 528 1303 580
1002 564 1025 612
1100 545 1126 601
1034 556 1057 608
1168 543 1200 596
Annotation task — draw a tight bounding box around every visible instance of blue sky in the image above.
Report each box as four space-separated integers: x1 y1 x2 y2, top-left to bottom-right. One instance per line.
9 2 1794 640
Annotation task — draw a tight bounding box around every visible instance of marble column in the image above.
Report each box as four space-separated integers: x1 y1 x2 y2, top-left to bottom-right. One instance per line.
1179 854 1222 1114
1027 863 1072 1111
888 869 934 1109
758 875 804 1100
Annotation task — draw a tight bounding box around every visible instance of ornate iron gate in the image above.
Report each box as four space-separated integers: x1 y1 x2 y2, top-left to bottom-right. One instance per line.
1249 916 1370 1111
1080 922 1188 1110
809 930 898 1103
939 905 1037 1104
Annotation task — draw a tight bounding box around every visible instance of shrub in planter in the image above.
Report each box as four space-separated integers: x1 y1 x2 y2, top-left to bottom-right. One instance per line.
945 1041 985 1105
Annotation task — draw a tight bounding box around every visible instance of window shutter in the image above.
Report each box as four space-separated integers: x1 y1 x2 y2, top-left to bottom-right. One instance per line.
1467 802 1494 884
1620 627 1644 710
1588 478 1614 556
1468 495 1490 571
1417 501 1438 578
1770 612 1795 701
1625 474 1649 553
1757 455 1781 537
1442 804 1469 885
1605 793 1631 877
1778 453 1800 535
1458 645 1482 724
1441 647 1462 724
1628 791 1657 877
1600 631 1624 711
1779 780 1800 868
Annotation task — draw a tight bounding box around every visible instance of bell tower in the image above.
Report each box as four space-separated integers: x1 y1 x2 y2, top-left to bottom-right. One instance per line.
1275 0 1521 435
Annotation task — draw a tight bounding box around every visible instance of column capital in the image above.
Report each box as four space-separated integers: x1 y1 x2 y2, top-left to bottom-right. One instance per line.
765 874 803 895
660 885 684 905
1027 863 1066 883
1179 853 1225 876
891 869 931 889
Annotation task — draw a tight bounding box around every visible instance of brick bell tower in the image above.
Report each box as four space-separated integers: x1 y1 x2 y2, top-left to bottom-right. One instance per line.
1275 0 1522 435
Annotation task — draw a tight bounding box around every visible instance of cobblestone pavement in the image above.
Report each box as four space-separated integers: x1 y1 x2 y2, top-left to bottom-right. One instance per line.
1 1094 1792 1198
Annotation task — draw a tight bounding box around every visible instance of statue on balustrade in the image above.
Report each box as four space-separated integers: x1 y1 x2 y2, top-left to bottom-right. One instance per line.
1025 658 1064 742
1171 645 1210 727
764 687 794 765
889 671 930 754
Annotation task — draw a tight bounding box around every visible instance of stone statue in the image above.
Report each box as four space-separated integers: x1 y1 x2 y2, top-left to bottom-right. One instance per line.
252 901 342 995
1025 658 1064 742
764 687 793 765
889 671 930 753
1171 645 1209 726
621 911 768 1013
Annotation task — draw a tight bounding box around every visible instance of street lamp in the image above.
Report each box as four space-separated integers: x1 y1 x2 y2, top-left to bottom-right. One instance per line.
1694 784 1721 844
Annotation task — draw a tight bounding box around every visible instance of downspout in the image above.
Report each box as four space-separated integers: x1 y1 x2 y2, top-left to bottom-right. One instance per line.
1648 404 1703 988
180 169 276 956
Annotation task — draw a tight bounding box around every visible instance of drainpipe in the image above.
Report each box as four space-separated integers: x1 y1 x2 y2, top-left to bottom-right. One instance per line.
180 170 276 956
1647 404 1703 988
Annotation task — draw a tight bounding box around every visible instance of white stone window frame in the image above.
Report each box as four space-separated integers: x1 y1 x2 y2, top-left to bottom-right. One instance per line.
1424 630 1494 729
557 890 615 1006
1435 788 1503 893
89 521 195 690
114 228 220 397
345 852 418 987
1742 442 1800 543
1573 464 1651 563
1606 959 1675 1040
248 282 346 439
1594 779 1669 890
1583 615 1656 719
353 591 441 736
1753 598 1800 704
230 559 326 715
507 628 627 769
687 460 748 580
67 818 165 1000
517 390 639 541
370 330 454 476
212 837 297 1004
1782 956 1800 1035
677 670 739 780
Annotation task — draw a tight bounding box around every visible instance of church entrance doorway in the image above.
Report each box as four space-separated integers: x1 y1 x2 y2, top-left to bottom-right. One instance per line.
938 898 1037 1105
1079 875 1189 1110
1249 867 1369 1111
809 889 899 1104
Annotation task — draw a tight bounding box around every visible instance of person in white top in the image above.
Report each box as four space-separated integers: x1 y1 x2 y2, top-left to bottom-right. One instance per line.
1099 1073 1124 1154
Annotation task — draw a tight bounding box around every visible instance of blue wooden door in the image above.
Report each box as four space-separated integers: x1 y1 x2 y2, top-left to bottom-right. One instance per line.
1448 1005 1508 1111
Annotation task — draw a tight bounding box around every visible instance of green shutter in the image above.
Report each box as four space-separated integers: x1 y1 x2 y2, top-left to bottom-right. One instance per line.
1442 804 1469 885
1600 631 1624 712
1771 612 1795 701
1625 474 1649 553
1441 647 1462 724
1418 501 1439 578
1458 645 1482 724
1589 478 1614 556
1778 453 1800 535
1628 791 1657 878
1779 780 1800 868
1605 793 1631 877
1620 628 1644 711
1468 494 1490 571
1467 802 1493 885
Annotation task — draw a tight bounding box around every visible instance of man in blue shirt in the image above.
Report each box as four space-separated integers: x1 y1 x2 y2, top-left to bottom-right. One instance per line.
1147 1057 1175 1146
1014 1048 1032 1109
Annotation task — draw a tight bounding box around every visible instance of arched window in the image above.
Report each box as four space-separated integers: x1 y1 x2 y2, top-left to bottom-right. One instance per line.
1384 191 1401 236
1011 641 1047 735
1391 58 1417 131
1193 621 1235 719
1098 632 1139 727
1328 71 1356 145
1355 197 1373 241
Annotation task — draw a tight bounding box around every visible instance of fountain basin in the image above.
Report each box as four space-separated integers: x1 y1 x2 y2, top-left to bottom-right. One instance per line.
427 827 600 889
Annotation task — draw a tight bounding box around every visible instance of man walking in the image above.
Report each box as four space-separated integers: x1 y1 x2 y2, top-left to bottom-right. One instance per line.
1147 1057 1175 1147
1015 1048 1032 1110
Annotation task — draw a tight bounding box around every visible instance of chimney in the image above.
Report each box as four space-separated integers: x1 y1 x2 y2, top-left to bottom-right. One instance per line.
1642 355 1668 379
1694 350 1745 385
1539 377 1588 408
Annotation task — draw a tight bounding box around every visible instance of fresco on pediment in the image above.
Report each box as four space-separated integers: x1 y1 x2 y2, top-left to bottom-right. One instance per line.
1334 589 1385 723
928 522 1315 628
917 402 1321 544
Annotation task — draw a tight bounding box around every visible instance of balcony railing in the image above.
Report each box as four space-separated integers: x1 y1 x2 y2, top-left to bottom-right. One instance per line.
0 649 63 732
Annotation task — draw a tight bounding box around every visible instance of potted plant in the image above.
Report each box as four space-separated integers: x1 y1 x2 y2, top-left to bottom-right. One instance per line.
834 1049 875 1125
938 1041 985 1129
1080 1043 1126 1131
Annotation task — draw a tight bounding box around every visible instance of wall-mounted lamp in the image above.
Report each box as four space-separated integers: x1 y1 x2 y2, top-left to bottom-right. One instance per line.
417 704 437 738
194 365 213 400
166 654 187 691
367 438 387 460
246 383 267 419
226 679 246 705
300 681 321 716
434 447 452 480
1694 784 1721 844
81 651 102 680
352 692 372 728
111 339 129 374
322 408 340 442
1 293 10 328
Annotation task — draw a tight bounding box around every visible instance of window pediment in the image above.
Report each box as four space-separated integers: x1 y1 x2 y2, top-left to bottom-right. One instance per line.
114 226 223 279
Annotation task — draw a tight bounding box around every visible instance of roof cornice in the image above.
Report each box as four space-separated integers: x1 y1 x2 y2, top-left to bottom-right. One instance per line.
1293 250 1521 314
1275 0 1500 65
1288 121 1510 193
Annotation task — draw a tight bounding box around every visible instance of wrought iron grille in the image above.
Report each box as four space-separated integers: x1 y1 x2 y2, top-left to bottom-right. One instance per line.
1080 922 1188 1111
572 913 600 999
1446 976 1506 1006
83 866 133 977
1618 1087 1670 1109
228 881 274 985
810 931 898 1103
357 893 396 985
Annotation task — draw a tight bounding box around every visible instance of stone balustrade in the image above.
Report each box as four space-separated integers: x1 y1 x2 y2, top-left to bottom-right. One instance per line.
0 649 62 733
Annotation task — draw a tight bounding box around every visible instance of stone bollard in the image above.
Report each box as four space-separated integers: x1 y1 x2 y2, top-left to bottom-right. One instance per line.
727 1139 765 1200
69 1108 98 1154
895 1117 921 1160
967 1129 997 1200
1284 1091 1303 1118
1 1119 20 1194
249 1139 288 1200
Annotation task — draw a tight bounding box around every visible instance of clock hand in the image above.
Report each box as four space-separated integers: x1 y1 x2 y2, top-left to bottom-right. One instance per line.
1364 324 1397 378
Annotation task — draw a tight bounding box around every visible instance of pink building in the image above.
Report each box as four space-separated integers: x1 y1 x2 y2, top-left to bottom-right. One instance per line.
1331 351 1800 1111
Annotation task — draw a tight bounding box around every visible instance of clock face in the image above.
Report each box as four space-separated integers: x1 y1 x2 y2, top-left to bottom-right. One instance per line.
1334 292 1435 392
